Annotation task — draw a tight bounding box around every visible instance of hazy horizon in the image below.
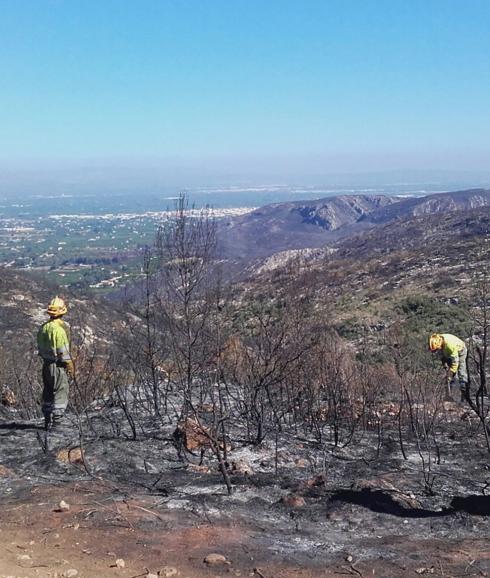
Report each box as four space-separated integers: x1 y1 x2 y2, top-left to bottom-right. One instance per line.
1 160 490 198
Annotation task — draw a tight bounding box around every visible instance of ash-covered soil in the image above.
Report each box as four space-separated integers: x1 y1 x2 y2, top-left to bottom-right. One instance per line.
1 402 490 578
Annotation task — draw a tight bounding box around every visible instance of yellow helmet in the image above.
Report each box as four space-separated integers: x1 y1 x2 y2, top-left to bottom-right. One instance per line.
47 296 67 317
428 333 443 352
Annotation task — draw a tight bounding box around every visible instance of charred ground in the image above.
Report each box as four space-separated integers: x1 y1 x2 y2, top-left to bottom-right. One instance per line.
1 393 490 578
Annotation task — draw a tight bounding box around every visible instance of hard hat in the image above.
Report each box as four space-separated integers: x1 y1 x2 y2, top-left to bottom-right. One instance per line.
47 296 67 317
428 333 443 352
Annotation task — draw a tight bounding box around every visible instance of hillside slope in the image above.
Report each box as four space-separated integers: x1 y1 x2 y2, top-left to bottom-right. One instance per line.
218 189 490 262
0 268 120 352
240 205 490 334
218 194 398 258
363 188 490 224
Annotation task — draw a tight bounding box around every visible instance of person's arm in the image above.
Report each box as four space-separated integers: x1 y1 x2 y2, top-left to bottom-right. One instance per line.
444 344 459 378
53 325 72 365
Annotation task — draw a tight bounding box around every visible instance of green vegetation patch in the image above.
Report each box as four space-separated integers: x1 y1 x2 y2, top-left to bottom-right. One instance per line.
396 294 472 339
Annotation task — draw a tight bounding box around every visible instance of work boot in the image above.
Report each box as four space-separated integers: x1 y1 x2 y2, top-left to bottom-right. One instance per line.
51 415 64 430
460 382 469 403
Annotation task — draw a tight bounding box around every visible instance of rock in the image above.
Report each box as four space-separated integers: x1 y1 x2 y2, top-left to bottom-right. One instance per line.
198 403 214 413
281 494 306 508
188 464 211 474
0 465 14 477
304 473 326 488
229 460 253 475
57 500 70 512
160 567 178 577
56 447 84 465
146 574 159 578
64 570 79 578
345 555 353 563
325 510 343 522
203 553 230 565
173 417 211 451
1 387 16 407
16 554 31 561
115 558 125 569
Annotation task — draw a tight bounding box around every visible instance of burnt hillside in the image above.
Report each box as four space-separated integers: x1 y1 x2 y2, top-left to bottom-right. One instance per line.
239 205 490 336
0 268 120 353
362 188 490 225
217 194 398 258
217 189 490 262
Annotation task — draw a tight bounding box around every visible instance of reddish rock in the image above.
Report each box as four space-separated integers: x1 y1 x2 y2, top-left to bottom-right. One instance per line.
281 494 306 508
56 447 84 465
305 473 327 488
174 417 212 451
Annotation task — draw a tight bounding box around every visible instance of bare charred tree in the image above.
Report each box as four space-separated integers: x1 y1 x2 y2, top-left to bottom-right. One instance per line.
116 246 173 424
152 195 236 491
155 194 219 417
466 263 490 450
1 345 40 419
470 269 489 398
302 331 360 446
222 287 316 446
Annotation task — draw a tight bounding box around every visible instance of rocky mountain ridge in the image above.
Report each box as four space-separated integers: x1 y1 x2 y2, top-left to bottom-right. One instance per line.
362 188 490 224
218 193 397 258
218 188 490 261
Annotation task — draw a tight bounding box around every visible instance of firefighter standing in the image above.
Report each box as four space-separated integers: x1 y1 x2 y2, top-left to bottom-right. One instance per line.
37 297 74 428
428 333 468 401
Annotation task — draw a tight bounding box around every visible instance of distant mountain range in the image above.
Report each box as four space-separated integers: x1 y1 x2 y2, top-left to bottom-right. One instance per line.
217 189 490 261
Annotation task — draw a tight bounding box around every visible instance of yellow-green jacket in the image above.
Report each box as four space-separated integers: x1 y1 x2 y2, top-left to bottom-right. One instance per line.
37 318 72 363
440 333 466 373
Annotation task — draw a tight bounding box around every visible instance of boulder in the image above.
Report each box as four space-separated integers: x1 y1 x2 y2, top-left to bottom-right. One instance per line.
229 460 253 475
281 494 306 508
56 447 84 465
1 387 16 407
204 553 230 565
173 417 211 451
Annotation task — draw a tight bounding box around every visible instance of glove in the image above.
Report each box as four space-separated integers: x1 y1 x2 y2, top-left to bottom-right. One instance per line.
446 370 455 384
64 360 75 378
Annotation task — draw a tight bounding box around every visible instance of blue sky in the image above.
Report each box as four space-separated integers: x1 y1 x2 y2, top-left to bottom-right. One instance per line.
0 0 489 186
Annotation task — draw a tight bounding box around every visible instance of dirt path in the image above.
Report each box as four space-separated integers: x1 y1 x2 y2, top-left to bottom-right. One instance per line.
2 481 490 578
0 481 323 578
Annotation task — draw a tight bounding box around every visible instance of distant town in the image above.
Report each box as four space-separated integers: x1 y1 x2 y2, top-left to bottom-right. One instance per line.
0 205 252 292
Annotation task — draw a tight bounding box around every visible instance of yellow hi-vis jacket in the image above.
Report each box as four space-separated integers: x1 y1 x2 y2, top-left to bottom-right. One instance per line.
440 333 466 373
37 318 72 363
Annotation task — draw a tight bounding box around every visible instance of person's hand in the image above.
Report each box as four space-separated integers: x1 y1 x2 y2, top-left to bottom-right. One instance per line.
446 370 455 383
65 360 75 378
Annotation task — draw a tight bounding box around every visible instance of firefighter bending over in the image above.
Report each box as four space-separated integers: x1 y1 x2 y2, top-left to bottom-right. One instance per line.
428 333 468 402
37 297 74 428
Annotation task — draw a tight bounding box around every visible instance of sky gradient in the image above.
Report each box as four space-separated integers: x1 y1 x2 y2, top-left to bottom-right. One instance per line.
0 0 489 186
